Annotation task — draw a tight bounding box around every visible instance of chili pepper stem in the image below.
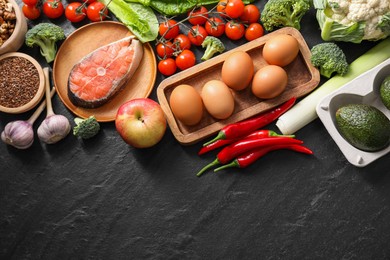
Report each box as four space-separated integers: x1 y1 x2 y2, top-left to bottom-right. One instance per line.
214 160 239 172
271 132 295 138
203 131 226 146
196 159 220 177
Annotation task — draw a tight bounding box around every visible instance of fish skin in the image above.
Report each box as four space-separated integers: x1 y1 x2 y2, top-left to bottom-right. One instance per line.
68 35 144 109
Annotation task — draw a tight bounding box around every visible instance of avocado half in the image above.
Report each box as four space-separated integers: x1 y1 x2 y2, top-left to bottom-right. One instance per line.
335 103 390 152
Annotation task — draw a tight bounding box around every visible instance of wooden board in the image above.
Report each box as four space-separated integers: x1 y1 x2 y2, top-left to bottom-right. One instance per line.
53 21 157 122
157 27 320 145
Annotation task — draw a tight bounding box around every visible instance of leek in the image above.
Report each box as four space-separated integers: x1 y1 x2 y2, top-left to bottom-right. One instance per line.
276 37 390 135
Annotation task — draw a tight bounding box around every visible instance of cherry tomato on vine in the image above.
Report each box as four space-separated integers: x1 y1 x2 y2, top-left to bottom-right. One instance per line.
159 20 180 40
156 41 175 58
173 34 191 51
225 20 245 40
216 0 228 17
87 2 108 22
158 58 177 76
22 0 38 7
239 4 260 24
225 0 245 19
65 2 86 23
175 49 196 70
187 6 208 25
205 17 225 37
245 23 264 41
188 25 208 46
43 0 64 19
22 4 40 20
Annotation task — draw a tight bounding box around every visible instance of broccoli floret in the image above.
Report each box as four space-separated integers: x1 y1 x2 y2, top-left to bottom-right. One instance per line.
25 23 66 63
260 0 311 32
73 116 100 139
310 42 349 78
201 36 225 61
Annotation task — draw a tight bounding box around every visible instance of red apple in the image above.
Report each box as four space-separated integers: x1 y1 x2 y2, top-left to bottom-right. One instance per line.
115 98 167 148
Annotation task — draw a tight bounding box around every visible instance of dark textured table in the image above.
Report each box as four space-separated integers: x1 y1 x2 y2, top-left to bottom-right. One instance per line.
1 1 390 259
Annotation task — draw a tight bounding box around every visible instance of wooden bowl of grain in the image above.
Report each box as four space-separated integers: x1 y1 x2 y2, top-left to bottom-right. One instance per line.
0 52 45 114
0 0 28 55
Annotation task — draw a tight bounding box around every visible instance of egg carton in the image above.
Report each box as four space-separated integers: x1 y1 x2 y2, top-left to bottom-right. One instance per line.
316 58 390 167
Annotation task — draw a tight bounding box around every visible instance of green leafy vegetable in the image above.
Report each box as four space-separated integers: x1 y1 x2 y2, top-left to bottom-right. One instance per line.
73 116 100 139
100 0 158 43
25 23 66 63
260 0 311 31
201 36 225 61
310 42 349 78
123 0 254 16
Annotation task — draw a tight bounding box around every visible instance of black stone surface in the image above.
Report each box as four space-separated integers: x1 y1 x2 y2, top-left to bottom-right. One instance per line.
1 1 390 259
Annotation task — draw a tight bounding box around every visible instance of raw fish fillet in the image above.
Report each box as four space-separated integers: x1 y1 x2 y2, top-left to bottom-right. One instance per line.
68 35 144 108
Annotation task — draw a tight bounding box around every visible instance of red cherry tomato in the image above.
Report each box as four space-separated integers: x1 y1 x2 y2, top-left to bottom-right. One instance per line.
187 25 208 46
239 4 260 24
65 2 86 23
225 20 245 40
173 34 191 51
87 2 108 22
175 49 196 71
156 41 175 59
216 0 228 18
245 23 264 41
159 20 180 40
205 17 225 37
22 0 38 7
22 4 40 20
187 6 208 25
158 58 177 76
42 0 64 19
225 0 245 19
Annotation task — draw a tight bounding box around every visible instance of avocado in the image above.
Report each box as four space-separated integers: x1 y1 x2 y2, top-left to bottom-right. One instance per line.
335 103 390 152
380 75 390 109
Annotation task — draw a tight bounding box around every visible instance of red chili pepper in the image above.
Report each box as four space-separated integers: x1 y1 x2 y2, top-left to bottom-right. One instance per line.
198 129 294 155
196 137 303 177
203 97 296 146
214 144 313 172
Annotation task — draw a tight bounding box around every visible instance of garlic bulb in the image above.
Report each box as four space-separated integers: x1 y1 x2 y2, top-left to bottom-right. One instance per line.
37 114 71 144
1 121 34 149
37 67 71 144
0 88 56 149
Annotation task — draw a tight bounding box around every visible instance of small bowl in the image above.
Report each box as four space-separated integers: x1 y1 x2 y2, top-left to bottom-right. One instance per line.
0 0 28 55
0 52 45 114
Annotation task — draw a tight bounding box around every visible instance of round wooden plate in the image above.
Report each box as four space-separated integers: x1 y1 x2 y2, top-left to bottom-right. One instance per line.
53 21 157 122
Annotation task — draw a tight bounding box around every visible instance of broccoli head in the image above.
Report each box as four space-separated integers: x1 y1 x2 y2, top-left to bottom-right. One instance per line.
260 0 311 32
73 116 100 139
25 23 66 63
310 42 349 78
201 36 225 61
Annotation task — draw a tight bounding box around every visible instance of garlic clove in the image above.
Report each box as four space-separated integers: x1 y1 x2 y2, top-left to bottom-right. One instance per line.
1 120 34 149
37 114 71 144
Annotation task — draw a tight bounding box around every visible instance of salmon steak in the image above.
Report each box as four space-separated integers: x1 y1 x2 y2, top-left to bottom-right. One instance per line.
68 35 144 108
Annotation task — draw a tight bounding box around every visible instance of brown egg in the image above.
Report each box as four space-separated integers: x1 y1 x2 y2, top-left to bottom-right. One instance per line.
251 65 288 99
262 34 300 67
169 84 203 126
221 51 254 91
201 80 235 120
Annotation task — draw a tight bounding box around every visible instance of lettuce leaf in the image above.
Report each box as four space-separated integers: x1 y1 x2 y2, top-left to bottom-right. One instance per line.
123 0 254 16
101 0 159 43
